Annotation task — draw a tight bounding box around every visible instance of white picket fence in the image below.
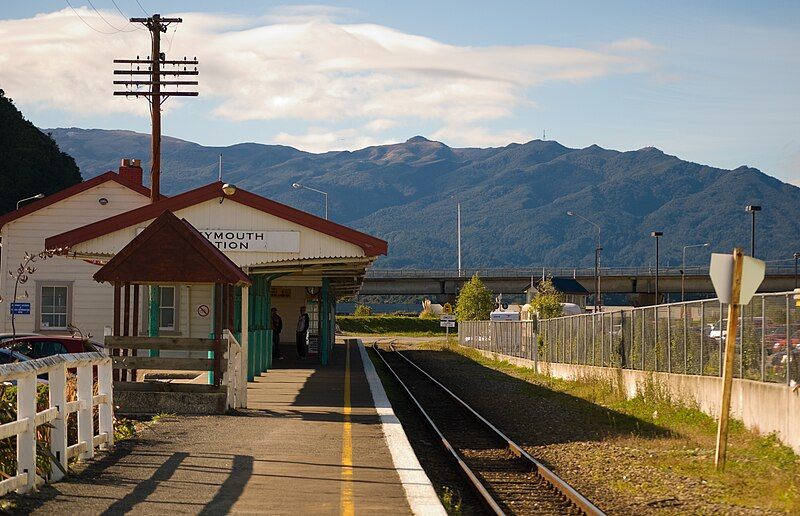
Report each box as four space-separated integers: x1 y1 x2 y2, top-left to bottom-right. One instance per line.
0 352 113 496
224 330 246 410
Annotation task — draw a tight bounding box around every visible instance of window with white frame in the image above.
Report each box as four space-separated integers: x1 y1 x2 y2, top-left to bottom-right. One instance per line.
39 284 69 330
159 286 176 331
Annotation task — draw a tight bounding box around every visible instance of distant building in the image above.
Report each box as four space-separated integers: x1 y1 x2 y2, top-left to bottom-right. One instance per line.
524 277 589 308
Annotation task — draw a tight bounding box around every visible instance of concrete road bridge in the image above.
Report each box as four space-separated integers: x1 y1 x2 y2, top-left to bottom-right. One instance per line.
360 265 798 297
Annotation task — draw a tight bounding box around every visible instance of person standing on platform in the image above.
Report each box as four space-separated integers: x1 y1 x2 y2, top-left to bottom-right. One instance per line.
296 305 309 359
271 307 284 360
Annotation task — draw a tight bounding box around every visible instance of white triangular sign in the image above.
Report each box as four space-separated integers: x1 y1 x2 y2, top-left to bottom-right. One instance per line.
709 253 733 304
739 255 765 305
709 253 765 305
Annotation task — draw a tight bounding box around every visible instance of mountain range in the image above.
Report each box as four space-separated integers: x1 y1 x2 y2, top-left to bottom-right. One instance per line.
44 127 800 269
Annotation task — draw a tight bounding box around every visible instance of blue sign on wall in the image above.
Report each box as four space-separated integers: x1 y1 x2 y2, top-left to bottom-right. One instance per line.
10 302 31 315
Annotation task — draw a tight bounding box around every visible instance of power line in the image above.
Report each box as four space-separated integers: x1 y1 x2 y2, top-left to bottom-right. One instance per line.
65 0 118 34
85 0 138 32
165 25 178 53
134 0 148 16
109 0 145 30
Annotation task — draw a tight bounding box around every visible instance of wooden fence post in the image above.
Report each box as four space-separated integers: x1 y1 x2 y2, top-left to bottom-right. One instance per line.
98 360 114 449
16 375 36 493
48 363 68 481
77 364 94 460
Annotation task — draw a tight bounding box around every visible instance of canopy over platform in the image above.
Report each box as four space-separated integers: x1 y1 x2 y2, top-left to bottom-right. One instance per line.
94 210 252 286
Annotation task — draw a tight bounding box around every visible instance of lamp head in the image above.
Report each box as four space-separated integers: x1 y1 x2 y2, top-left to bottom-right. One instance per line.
566 211 574 216
651 231 663 237
292 182 302 189
221 183 237 196
703 242 709 247
746 205 762 212
34 193 44 200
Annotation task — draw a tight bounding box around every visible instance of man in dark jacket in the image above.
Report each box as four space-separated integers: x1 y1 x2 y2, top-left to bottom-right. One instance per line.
271 307 284 360
296 306 310 359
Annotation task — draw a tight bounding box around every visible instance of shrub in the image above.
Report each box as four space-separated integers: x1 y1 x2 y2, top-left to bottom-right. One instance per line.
455 274 494 322
530 277 563 319
353 304 373 316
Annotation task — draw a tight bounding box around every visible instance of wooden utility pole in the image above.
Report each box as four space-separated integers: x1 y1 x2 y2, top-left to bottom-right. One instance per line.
113 14 198 203
714 247 744 471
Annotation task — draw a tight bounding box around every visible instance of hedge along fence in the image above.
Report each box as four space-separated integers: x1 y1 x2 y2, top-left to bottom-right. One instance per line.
337 315 446 335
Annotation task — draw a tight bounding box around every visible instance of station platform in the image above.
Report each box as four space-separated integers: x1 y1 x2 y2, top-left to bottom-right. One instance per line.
23 340 441 515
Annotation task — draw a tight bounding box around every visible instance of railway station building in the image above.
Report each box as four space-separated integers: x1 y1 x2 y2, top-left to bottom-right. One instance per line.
0 160 386 375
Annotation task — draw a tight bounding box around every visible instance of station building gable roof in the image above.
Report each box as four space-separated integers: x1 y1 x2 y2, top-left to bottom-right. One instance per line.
0 171 152 231
525 277 589 295
94 210 251 286
45 181 388 262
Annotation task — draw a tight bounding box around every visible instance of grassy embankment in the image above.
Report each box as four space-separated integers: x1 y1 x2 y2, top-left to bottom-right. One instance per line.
427 342 800 512
338 315 447 336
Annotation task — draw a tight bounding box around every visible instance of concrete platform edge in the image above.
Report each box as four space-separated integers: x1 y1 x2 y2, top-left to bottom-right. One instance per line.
356 339 446 515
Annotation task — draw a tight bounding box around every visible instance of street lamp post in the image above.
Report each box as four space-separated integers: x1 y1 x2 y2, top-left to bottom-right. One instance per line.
681 242 709 302
794 252 800 289
745 205 761 258
16 193 44 210
651 232 663 305
567 211 602 311
457 202 462 277
292 182 329 220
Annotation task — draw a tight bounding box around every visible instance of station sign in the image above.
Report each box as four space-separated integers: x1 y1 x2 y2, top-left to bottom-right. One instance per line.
10 302 30 315
199 229 300 253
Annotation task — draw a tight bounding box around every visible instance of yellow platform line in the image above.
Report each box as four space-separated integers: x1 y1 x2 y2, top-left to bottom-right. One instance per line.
341 341 354 515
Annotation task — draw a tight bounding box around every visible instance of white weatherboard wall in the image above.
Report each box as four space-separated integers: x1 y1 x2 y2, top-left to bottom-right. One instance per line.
467 347 800 454
0 182 150 340
71 199 367 266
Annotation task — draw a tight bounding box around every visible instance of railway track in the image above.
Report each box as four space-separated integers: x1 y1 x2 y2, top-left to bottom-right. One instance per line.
373 343 604 516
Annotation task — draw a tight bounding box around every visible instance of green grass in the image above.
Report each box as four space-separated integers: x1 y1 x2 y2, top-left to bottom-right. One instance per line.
338 315 446 336
434 343 800 513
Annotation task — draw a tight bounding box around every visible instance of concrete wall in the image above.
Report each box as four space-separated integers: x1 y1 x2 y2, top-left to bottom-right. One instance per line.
467 347 800 454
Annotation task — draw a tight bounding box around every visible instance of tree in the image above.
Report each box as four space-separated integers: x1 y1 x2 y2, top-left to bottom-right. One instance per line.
455 274 494 322
0 90 81 215
530 278 563 319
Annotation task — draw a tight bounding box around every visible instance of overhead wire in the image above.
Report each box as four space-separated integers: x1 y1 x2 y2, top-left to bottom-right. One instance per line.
85 0 139 32
64 0 118 34
109 0 145 30
134 0 149 16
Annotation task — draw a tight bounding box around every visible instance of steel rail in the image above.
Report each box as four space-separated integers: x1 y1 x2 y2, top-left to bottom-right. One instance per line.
373 343 605 516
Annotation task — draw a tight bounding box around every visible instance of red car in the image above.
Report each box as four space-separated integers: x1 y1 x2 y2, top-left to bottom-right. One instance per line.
771 329 800 354
1 335 104 359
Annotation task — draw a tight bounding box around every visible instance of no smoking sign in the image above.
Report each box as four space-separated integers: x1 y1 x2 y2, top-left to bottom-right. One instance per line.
197 304 210 318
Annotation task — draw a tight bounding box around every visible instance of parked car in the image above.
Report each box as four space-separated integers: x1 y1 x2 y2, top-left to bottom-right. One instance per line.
771 329 800 354
0 347 35 365
1 335 104 359
0 333 39 344
0 348 50 383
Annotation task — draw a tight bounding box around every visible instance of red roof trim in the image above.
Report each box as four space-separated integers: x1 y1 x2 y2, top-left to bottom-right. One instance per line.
0 171 152 230
46 181 388 256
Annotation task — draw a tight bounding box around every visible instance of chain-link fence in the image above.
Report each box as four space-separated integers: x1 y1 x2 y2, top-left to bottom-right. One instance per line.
459 292 800 384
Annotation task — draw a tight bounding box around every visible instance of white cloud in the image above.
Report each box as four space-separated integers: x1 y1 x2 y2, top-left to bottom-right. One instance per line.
0 7 655 148
274 126 395 153
431 126 535 148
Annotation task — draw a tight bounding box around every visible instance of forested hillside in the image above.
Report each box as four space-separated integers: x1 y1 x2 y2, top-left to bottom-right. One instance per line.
47 128 800 269
0 91 81 214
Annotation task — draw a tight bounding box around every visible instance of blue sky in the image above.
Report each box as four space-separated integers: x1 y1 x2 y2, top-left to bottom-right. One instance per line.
2 1 799 183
